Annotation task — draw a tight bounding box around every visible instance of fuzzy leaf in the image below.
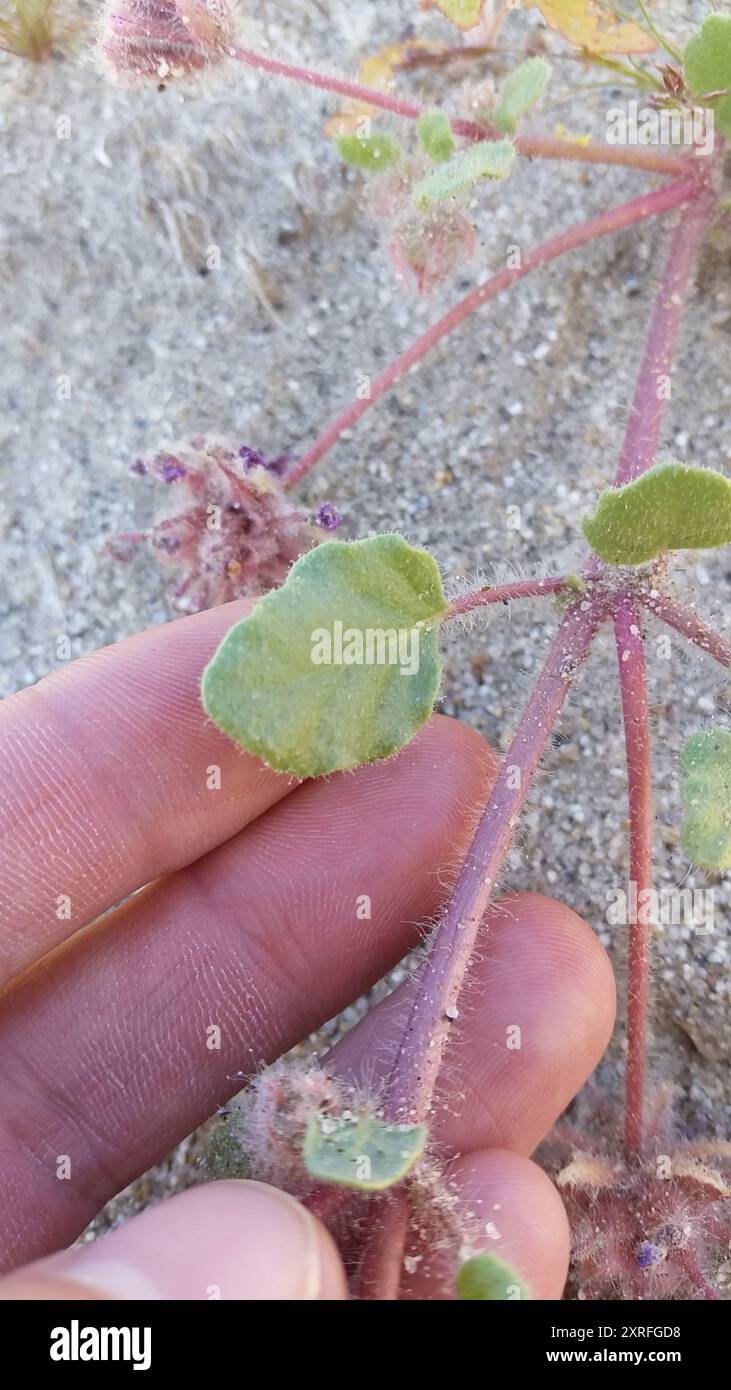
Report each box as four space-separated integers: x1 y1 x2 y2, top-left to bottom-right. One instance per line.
435 0 484 32
457 1253 530 1301
679 729 731 872
493 57 551 134
417 111 456 163
684 15 731 140
533 2 655 56
413 138 515 209
336 133 400 171
581 463 731 565
303 1113 427 1191
201 534 447 778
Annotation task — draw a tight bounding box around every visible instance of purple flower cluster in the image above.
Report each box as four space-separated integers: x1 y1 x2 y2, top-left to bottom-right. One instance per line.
111 438 342 612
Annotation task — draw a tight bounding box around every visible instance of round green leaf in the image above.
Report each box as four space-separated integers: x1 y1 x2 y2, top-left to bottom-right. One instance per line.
456 1252 529 1300
336 133 400 171
417 111 456 164
436 0 484 31
201 534 447 778
684 15 731 140
582 462 731 566
679 729 731 872
493 57 551 135
413 139 515 209
303 1112 427 1191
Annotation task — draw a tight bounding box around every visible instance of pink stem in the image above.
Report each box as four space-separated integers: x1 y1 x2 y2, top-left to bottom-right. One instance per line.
356 1193 410 1300
287 179 696 488
384 592 609 1126
637 589 731 671
230 46 692 176
614 174 716 485
445 576 571 618
613 597 653 1162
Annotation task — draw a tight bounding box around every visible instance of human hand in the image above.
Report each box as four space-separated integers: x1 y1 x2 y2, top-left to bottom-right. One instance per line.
0 601 614 1299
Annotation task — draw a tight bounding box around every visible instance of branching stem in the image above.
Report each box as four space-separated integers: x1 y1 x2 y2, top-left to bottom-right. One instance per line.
287 178 696 487
637 590 731 671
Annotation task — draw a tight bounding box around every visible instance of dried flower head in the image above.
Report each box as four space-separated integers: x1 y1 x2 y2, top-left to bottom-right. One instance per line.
110 437 341 611
97 0 236 85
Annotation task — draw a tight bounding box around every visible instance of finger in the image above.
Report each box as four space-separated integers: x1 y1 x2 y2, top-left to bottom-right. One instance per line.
0 716 496 1270
330 892 615 1155
399 1150 570 1300
0 600 296 985
0 1181 347 1302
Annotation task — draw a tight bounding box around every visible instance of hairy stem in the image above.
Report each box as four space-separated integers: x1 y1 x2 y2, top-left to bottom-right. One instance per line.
613 597 654 1163
614 173 716 485
287 178 696 487
356 1193 410 1300
444 576 571 619
383 593 609 1126
230 45 692 175
637 589 731 671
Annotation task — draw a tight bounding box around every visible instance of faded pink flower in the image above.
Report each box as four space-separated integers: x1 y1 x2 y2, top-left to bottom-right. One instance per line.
389 206 477 294
110 438 339 612
97 0 236 84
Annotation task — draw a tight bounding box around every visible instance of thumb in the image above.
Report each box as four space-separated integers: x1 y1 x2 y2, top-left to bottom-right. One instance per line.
0 1180 347 1301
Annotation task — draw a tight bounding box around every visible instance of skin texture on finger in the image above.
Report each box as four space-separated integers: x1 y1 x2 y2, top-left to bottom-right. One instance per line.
0 1181 347 1301
0 599 297 986
330 893 616 1156
0 716 496 1272
398 1150 571 1300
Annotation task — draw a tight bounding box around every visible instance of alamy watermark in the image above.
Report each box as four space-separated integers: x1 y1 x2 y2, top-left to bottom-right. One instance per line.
606 101 714 157
310 621 421 676
606 882 715 935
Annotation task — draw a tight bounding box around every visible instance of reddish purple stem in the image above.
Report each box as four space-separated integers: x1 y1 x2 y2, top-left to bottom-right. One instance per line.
444 576 570 618
613 598 654 1163
637 589 731 671
384 593 609 1126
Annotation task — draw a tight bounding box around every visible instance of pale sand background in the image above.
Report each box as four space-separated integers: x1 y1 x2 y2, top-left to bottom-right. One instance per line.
0 0 729 1233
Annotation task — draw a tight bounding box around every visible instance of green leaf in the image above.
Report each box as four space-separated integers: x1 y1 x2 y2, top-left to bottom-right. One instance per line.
457 1252 530 1301
684 15 731 140
201 534 447 778
435 0 484 31
581 462 731 566
336 133 400 171
417 111 456 164
413 139 515 209
679 729 731 871
303 1112 427 1191
493 57 551 135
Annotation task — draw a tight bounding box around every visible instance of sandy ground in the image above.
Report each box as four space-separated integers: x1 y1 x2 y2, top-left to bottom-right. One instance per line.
1 1 729 1237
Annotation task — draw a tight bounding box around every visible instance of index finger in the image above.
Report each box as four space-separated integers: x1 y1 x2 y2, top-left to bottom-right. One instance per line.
0 601 295 986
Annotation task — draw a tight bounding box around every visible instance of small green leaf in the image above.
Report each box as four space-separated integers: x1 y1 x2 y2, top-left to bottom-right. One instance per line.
435 0 484 31
457 1252 530 1301
303 1113 427 1191
679 729 731 871
417 111 456 164
201 534 447 779
493 57 551 134
336 133 400 171
684 15 731 139
581 462 731 566
413 139 515 209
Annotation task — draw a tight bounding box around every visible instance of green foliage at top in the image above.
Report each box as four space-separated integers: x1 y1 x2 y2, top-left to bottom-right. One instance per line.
456 1252 530 1300
417 111 456 164
336 133 400 171
201 534 448 779
493 57 551 135
684 15 731 139
679 729 731 872
413 139 515 210
303 1112 427 1191
435 0 484 31
581 463 731 566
